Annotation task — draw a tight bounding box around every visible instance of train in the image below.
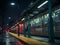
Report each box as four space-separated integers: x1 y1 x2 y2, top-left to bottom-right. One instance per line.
8 8 60 39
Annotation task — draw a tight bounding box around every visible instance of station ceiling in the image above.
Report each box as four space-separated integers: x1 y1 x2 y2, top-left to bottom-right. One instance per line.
21 0 60 19
0 0 60 27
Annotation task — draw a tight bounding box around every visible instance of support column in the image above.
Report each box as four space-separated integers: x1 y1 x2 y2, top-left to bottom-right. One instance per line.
17 21 20 36
23 19 26 37
42 16 45 34
48 0 55 43
27 16 31 38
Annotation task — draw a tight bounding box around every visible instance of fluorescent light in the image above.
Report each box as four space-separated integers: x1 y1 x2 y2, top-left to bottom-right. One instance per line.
10 3 15 5
21 18 25 21
7 24 9 25
17 22 19 24
31 2 33 5
37 1 48 8
30 14 34 16
33 11 39 14
8 17 11 19
57 12 60 13
55 9 60 12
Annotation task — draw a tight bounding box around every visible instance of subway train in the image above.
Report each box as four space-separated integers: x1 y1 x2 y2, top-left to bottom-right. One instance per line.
9 21 60 39
9 8 60 39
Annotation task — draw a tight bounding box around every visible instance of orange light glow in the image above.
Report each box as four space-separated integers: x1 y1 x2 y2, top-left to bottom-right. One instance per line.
19 24 24 27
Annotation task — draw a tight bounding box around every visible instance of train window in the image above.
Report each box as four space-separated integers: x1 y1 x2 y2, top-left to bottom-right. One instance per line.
33 18 40 24
55 9 60 21
53 9 60 38
52 13 55 19
43 14 49 24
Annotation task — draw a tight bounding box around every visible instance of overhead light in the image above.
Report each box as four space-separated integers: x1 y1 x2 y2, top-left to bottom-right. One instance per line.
33 11 39 14
55 9 60 12
56 15 58 17
28 2 33 7
7 24 9 25
21 18 25 21
30 14 34 16
14 22 17 26
37 1 48 8
17 22 19 24
8 17 11 19
57 12 60 13
10 3 15 5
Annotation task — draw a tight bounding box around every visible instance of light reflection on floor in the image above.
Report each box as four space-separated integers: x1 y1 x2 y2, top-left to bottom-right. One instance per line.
20 34 60 43
5 32 24 45
5 32 18 45
4 33 60 45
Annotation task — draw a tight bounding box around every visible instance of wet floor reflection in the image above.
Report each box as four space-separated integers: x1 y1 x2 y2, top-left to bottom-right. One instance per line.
5 32 24 45
3 32 18 45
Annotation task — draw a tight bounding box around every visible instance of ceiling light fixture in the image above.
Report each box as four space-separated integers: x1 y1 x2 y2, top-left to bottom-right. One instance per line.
37 1 48 8
30 14 34 16
10 3 15 5
33 11 39 14
21 18 25 21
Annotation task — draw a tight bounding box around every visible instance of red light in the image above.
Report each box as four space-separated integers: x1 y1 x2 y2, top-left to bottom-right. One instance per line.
19 24 24 27
20 24 22 27
21 24 24 26
17 41 23 45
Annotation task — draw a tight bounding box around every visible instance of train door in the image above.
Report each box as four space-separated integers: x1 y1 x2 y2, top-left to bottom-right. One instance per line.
19 23 24 34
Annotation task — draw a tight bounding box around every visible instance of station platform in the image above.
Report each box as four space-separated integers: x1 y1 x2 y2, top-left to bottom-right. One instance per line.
8 32 50 45
0 32 60 45
0 32 22 45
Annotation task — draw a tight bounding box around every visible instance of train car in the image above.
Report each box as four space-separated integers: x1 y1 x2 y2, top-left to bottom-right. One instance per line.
9 8 60 39
30 8 60 39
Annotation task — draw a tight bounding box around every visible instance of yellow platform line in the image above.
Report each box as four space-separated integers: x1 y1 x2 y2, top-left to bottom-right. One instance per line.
8 32 50 45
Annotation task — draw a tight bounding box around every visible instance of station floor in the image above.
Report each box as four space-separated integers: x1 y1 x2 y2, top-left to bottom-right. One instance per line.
0 32 60 45
0 32 24 45
20 34 60 45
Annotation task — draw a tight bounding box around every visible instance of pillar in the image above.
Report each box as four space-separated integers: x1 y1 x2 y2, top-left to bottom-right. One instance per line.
23 19 26 37
27 16 31 38
18 24 20 36
48 0 55 43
